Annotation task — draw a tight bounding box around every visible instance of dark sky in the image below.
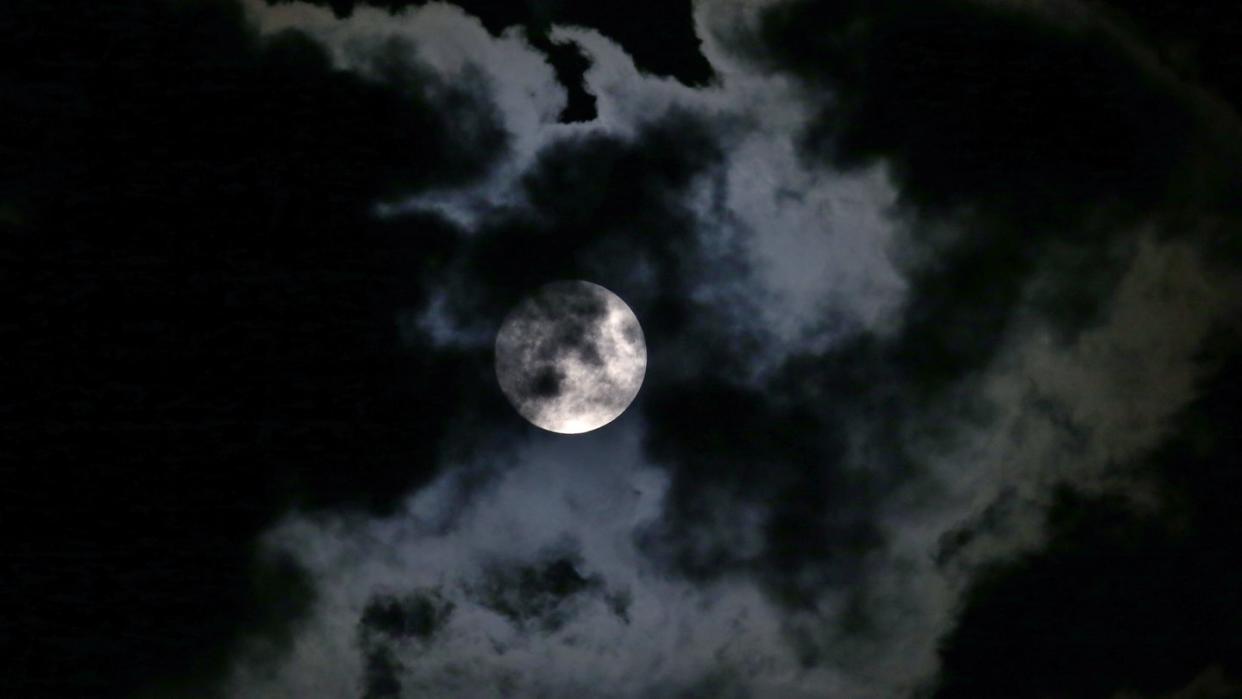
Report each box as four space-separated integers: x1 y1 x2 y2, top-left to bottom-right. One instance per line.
4 1 1242 697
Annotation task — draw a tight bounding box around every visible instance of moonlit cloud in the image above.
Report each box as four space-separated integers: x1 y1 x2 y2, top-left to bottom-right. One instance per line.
227 422 835 698
216 1 1242 697
16 1 1241 696
226 230 1233 696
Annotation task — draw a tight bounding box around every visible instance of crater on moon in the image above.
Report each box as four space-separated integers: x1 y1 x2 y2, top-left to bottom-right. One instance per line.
494 281 647 434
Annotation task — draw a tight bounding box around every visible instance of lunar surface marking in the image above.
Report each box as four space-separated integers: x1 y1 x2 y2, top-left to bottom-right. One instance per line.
494 281 646 434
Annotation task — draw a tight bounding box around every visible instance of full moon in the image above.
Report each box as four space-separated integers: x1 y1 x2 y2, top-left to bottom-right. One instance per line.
495 281 647 434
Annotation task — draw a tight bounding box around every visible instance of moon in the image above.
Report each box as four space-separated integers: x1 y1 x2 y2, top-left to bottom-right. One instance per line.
495 281 647 434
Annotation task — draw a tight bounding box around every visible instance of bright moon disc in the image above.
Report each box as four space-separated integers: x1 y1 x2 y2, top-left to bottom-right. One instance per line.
495 281 647 434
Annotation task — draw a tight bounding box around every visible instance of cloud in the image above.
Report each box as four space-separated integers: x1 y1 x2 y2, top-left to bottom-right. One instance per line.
224 423 836 697
211 1 1242 697
224 230 1235 697
751 0 1198 222
14 1 1240 696
262 0 714 86
4 1 514 693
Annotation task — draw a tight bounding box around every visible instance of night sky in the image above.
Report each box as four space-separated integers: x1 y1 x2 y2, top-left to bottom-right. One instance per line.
5 1 1242 697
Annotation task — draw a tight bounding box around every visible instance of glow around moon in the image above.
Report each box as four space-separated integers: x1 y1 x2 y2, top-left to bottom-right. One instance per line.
494 281 646 434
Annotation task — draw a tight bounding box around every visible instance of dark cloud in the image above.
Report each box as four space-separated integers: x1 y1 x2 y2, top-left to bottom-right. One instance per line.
411 111 892 609
669 3 1242 690
637 363 896 610
432 109 726 338
8 0 1242 696
721 5 1242 693
934 344 1242 699
741 0 1232 392
360 646 405 699
440 101 908 613
386 3 1235 643
357 590 455 698
360 589 455 642
269 0 714 87
471 553 617 633
4 0 509 695
755 0 1195 223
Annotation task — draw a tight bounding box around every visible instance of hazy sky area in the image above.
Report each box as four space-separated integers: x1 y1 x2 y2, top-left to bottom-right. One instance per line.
5 1 1242 698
